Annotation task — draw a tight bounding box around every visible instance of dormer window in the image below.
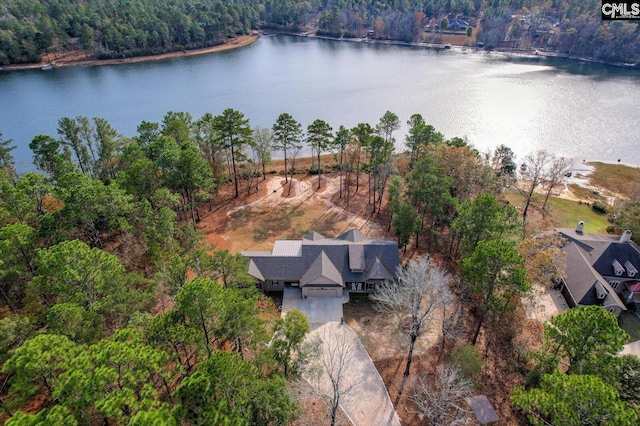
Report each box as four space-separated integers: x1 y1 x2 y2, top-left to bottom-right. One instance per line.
595 281 608 300
613 260 625 276
625 260 638 278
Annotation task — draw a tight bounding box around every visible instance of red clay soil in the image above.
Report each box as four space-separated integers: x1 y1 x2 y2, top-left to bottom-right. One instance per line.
197 177 273 250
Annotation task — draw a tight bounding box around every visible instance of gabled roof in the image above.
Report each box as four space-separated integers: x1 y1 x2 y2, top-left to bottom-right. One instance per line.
558 228 640 280
247 259 264 281
337 229 368 242
625 260 638 276
556 228 628 310
242 229 400 285
366 257 394 281
300 251 343 287
303 231 326 241
627 281 640 292
592 243 640 279
563 242 606 306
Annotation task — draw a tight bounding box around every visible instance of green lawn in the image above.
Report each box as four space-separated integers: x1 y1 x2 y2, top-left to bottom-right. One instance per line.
502 190 609 234
546 197 610 234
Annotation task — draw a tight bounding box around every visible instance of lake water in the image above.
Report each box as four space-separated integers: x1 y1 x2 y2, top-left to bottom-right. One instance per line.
1 35 640 172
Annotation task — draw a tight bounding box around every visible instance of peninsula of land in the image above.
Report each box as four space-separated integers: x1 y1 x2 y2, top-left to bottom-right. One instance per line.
0 34 258 71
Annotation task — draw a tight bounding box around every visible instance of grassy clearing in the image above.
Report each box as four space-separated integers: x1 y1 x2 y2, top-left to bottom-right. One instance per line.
619 311 640 343
441 33 474 46
588 162 640 200
547 197 610 233
503 190 609 233
567 184 607 203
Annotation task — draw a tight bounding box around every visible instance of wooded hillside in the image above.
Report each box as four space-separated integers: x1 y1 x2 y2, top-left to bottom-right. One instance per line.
1 0 638 65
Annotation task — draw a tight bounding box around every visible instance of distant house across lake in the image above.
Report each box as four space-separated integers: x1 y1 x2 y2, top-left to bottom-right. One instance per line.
448 19 469 30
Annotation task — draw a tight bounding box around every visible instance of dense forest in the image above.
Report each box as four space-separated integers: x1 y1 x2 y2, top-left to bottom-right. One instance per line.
0 112 302 424
1 107 639 423
1 0 638 66
0 109 496 424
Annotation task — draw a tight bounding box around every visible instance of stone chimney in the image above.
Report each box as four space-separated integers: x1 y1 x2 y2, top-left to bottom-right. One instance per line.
576 221 584 234
620 230 632 243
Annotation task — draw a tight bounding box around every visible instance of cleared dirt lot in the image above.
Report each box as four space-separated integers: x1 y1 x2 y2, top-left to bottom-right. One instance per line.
198 173 383 253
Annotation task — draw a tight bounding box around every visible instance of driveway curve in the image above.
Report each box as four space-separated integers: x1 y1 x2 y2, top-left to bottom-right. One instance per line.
307 322 401 426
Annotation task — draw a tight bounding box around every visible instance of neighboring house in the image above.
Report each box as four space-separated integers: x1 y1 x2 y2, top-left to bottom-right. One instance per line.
241 229 400 298
448 19 469 30
556 223 640 317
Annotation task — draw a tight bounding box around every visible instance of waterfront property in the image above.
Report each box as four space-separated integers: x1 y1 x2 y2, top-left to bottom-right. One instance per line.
556 223 640 316
3 35 640 172
242 230 400 298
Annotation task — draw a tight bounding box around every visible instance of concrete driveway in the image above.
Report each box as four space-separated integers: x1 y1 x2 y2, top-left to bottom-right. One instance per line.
282 286 345 327
523 286 567 323
621 340 640 357
306 322 401 426
284 290 401 425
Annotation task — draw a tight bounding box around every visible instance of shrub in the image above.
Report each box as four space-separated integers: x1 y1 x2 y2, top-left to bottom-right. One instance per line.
592 201 608 214
450 344 482 381
308 164 322 175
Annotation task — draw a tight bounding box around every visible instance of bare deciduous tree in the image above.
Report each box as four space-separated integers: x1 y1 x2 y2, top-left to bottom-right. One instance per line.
252 126 273 181
407 365 473 425
518 232 567 287
287 143 302 197
521 150 551 224
306 325 363 426
371 256 452 400
542 156 570 212
245 142 261 195
439 293 466 356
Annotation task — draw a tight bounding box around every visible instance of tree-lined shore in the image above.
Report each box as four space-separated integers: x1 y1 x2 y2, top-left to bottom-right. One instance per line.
0 34 258 71
1 106 639 424
2 0 638 68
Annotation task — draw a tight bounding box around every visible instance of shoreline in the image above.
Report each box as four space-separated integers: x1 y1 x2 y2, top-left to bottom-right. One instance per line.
3 31 636 72
0 34 258 72
278 30 639 70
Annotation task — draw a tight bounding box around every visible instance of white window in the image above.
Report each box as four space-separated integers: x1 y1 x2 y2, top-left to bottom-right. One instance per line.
609 281 620 290
366 282 376 291
348 282 363 291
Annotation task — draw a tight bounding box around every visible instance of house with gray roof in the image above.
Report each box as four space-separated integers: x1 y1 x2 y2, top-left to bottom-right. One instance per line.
241 229 400 298
556 223 640 317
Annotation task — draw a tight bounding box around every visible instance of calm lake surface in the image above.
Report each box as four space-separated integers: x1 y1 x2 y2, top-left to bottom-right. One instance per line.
1 35 640 171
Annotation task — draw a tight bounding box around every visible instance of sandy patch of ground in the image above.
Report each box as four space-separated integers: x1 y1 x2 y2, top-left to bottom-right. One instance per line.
202 174 383 254
517 161 628 207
